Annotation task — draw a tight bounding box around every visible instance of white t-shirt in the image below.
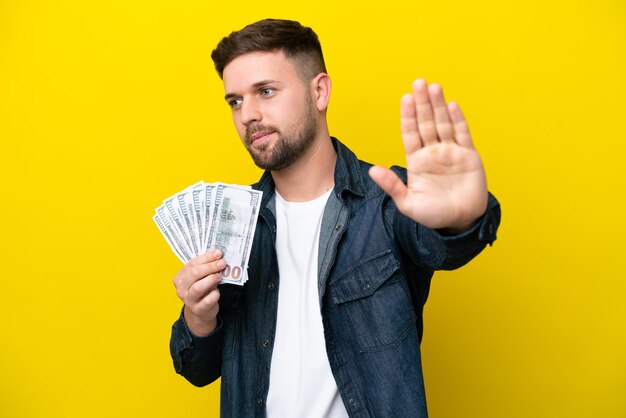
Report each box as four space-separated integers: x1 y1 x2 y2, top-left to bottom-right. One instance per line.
266 190 348 418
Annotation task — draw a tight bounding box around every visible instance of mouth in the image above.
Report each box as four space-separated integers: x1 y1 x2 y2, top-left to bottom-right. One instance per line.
248 130 276 146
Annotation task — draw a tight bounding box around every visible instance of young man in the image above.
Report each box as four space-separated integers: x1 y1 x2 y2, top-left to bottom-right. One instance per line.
169 19 500 417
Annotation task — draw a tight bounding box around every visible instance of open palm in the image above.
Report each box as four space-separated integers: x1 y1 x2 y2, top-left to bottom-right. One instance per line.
369 79 488 231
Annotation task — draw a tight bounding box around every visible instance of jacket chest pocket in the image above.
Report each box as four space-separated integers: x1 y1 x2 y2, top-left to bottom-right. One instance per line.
330 250 417 352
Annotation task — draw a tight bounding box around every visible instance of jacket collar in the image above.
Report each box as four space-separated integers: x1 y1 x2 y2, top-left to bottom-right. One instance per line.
254 137 367 208
331 137 367 200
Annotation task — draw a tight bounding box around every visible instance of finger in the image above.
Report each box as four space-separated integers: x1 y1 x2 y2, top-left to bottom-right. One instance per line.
448 101 475 149
189 257 227 281
188 248 223 267
187 272 222 302
368 166 408 211
413 79 438 145
400 93 423 153
174 256 226 292
187 287 221 320
200 287 221 311
428 83 454 143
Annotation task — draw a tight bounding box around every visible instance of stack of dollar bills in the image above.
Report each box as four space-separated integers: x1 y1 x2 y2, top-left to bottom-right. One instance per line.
153 181 262 286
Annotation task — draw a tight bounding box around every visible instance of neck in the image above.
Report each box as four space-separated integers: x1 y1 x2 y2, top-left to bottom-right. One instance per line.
271 131 336 202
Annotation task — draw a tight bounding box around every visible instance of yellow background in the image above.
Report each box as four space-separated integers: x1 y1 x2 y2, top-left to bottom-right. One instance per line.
1 0 625 417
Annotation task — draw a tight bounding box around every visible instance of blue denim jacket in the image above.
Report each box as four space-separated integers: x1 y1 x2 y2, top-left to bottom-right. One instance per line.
170 138 501 417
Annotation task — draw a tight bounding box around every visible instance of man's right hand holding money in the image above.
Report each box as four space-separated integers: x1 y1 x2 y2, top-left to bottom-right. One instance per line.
173 249 225 336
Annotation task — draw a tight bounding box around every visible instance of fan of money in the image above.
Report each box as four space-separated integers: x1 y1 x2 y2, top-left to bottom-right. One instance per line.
153 181 262 286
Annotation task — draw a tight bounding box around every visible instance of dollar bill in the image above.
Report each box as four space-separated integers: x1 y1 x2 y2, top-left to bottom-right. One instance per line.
192 186 205 250
153 181 262 286
202 182 217 253
152 213 188 263
155 204 193 262
207 183 262 285
163 196 194 256
176 185 202 256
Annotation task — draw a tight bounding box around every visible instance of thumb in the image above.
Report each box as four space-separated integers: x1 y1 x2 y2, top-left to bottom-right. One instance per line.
368 166 408 207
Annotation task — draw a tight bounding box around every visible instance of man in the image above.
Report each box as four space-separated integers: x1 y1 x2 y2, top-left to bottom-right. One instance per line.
169 19 500 417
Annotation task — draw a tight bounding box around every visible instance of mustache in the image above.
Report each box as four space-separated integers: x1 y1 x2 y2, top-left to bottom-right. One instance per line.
245 124 279 142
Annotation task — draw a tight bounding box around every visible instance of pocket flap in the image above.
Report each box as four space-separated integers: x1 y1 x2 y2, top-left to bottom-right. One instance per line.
331 250 400 304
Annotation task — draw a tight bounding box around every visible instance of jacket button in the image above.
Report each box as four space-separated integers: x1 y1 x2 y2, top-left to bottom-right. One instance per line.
262 339 270 348
257 398 264 405
348 398 357 406
268 282 275 289
335 224 342 231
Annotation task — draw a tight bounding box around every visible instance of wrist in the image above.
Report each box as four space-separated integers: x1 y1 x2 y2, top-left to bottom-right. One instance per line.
183 306 217 337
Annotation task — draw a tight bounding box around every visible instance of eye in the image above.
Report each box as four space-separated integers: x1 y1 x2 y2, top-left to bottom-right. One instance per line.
227 98 242 109
260 88 275 97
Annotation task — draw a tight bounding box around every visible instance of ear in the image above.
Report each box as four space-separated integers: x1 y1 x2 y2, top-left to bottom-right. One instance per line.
311 73 331 112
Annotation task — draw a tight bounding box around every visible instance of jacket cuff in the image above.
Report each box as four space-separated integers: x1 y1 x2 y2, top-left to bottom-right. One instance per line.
394 192 500 270
439 193 500 244
434 192 501 269
170 307 223 373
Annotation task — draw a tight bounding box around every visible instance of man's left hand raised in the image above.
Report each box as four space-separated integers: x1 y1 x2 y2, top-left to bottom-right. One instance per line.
369 78 488 233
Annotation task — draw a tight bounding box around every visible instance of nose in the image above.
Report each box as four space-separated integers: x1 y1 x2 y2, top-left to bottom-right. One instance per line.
240 98 262 126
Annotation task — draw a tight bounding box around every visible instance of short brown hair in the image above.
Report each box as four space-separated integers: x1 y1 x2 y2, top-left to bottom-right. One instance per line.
211 19 327 81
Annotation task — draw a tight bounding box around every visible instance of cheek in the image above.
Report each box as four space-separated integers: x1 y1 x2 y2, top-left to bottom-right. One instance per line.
274 106 297 131
231 116 246 139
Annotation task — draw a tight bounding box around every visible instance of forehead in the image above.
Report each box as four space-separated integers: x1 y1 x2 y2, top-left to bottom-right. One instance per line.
222 51 301 92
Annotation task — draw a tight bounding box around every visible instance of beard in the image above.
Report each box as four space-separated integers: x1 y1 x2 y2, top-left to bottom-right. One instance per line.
244 98 317 171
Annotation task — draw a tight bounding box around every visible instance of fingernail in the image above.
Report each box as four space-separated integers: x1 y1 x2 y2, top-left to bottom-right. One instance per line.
213 249 222 257
217 259 226 268
413 78 426 89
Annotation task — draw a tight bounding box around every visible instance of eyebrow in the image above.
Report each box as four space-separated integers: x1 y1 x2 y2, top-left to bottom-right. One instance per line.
224 79 280 101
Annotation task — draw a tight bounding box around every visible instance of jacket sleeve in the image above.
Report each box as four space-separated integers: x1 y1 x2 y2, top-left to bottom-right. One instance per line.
170 308 223 387
393 192 501 271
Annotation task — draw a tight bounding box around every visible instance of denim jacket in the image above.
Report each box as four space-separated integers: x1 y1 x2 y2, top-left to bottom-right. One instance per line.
170 138 501 417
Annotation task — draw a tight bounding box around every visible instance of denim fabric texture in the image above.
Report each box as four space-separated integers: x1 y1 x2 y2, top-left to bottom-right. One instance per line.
170 138 501 418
